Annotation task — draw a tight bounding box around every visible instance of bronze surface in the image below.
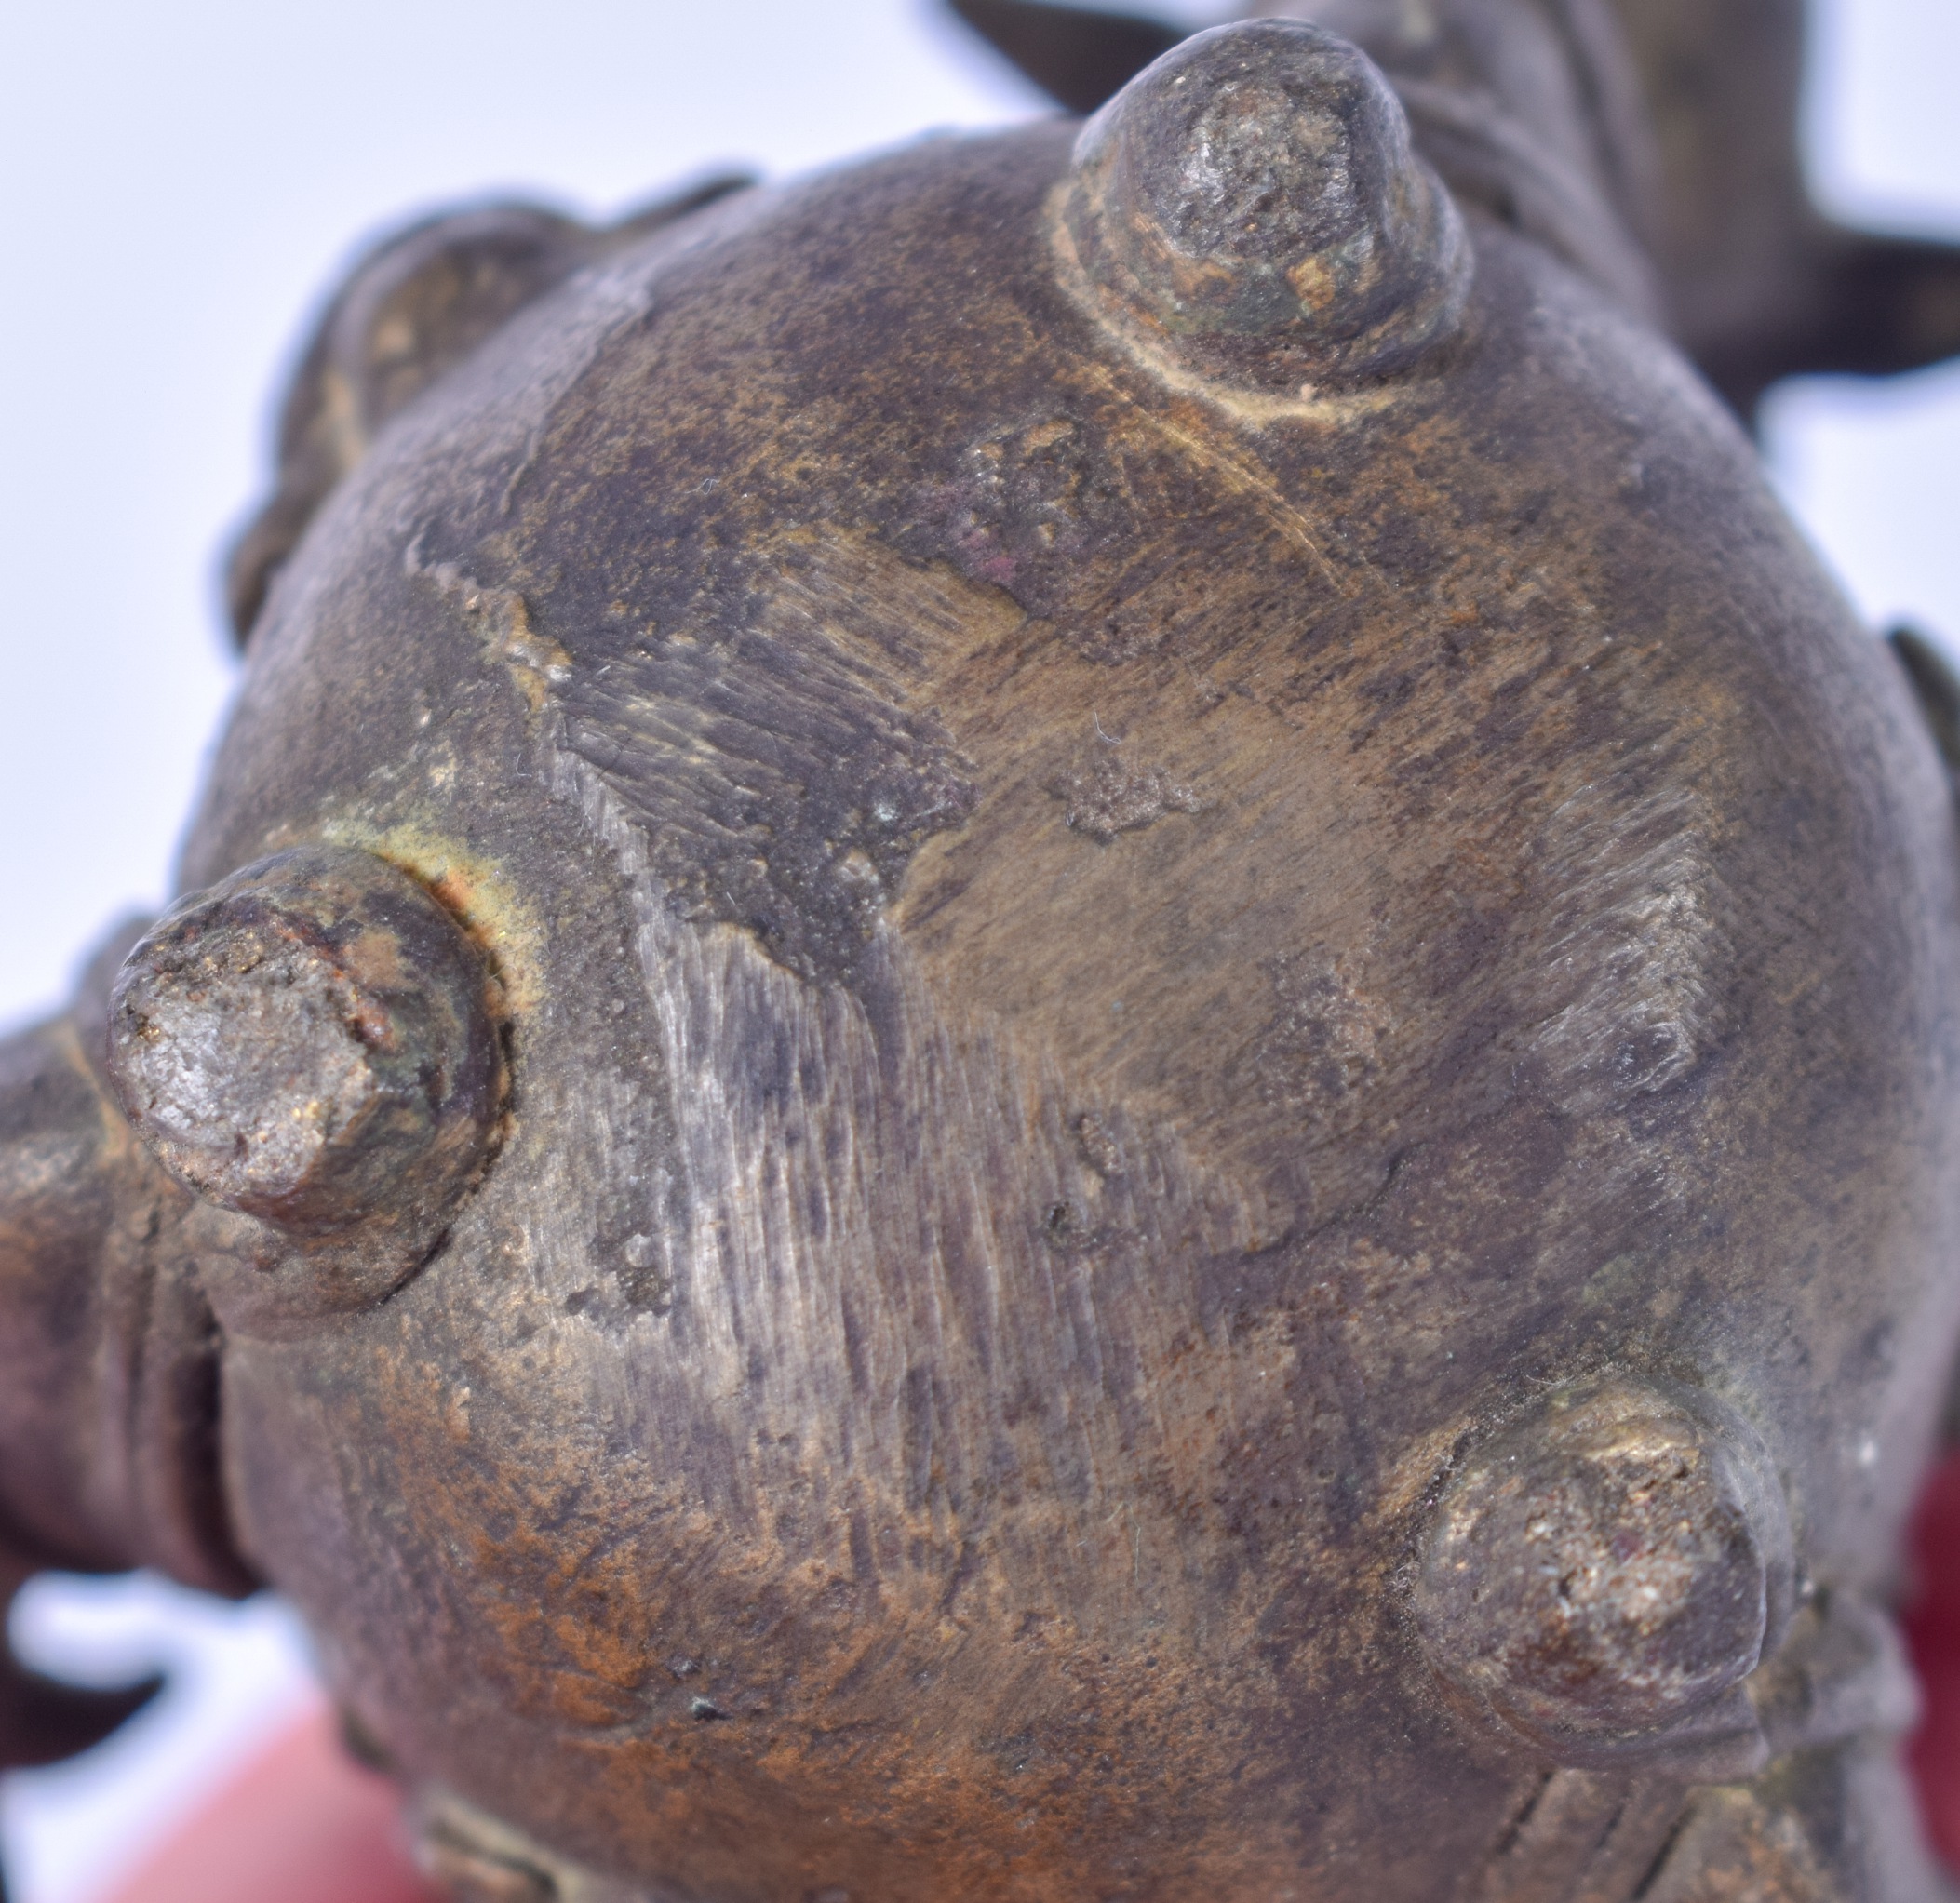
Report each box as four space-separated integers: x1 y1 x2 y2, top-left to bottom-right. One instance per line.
4 5 1960 1898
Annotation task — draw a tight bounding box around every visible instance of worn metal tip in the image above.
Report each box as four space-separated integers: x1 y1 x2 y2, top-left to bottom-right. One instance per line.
105 846 503 1251
1061 19 1470 390
1413 1378 1792 1776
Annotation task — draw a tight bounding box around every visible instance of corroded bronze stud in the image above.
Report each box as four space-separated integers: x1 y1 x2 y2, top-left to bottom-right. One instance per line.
1058 18 1471 392
1415 1378 1795 1777
106 845 503 1247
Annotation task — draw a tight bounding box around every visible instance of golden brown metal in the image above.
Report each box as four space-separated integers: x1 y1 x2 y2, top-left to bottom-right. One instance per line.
6 4 1960 1898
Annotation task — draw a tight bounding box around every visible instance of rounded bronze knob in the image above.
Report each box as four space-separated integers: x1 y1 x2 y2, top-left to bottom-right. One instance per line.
1414 1378 1793 1770
106 845 503 1243
1059 19 1471 393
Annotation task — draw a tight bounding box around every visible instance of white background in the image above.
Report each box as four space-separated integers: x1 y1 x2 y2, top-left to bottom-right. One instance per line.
0 2 1954 1898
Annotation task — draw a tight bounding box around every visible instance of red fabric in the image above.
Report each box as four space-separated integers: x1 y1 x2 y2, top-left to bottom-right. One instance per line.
101 1706 437 1903
1907 1447 1960 1876
93 1471 1960 1901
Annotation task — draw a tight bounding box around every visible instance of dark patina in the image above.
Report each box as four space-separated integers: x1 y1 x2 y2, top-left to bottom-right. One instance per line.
4 4 1960 1898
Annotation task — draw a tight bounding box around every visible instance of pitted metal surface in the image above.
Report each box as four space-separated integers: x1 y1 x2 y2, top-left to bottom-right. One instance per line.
4 4 1960 1898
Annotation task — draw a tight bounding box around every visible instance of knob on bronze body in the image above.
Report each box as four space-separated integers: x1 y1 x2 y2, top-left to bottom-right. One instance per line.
1059 19 1471 393
106 846 503 1263
1415 1379 1795 1778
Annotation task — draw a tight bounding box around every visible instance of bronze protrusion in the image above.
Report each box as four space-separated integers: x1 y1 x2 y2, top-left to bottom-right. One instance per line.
1059 19 1470 393
106 845 503 1248
1415 1379 1795 1777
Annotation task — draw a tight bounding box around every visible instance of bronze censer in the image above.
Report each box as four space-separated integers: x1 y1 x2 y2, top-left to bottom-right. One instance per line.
7 2 1960 1896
